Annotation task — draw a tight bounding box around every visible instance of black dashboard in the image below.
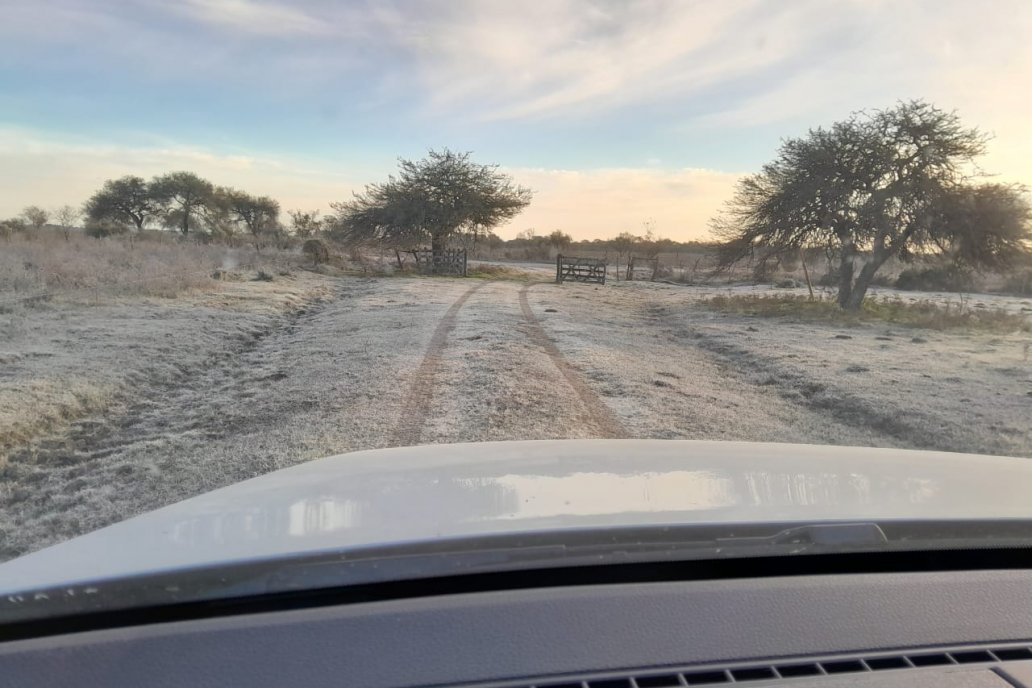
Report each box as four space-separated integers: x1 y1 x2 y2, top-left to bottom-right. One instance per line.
4 567 1032 687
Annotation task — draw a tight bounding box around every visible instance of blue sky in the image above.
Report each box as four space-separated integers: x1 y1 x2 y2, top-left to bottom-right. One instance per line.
2 0 1030 239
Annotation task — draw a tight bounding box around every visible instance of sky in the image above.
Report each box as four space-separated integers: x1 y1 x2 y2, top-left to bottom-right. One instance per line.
1 0 1030 241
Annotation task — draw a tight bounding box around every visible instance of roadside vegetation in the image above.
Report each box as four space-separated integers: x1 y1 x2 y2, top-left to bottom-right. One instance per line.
712 100 1032 310
699 292 1031 333
0 229 293 306
466 264 537 281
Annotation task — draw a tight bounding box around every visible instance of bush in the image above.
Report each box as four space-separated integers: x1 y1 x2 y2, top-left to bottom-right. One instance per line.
1001 270 1032 296
895 265 975 292
698 293 1030 332
0 218 27 238
302 239 330 265
84 219 130 239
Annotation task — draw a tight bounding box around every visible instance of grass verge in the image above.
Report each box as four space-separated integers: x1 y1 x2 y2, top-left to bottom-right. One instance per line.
466 264 537 281
0 378 117 467
698 293 1031 332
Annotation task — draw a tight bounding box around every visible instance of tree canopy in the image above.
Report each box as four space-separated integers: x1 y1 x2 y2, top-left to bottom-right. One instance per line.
713 101 1032 309
328 149 532 254
224 189 280 242
21 206 48 230
150 171 215 236
84 175 157 232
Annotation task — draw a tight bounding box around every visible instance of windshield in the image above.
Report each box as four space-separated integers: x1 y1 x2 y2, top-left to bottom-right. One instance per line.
1 1 1031 617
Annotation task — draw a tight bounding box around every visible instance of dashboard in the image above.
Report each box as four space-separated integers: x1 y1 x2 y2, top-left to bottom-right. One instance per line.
4 568 1032 687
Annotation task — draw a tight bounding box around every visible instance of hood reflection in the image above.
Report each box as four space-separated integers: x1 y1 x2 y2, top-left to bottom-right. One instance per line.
168 464 941 546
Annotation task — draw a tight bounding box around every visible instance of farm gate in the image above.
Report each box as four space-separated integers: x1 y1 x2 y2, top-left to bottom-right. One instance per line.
408 248 467 276
556 254 607 284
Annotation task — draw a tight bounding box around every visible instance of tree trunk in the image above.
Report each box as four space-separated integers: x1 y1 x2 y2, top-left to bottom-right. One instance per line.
799 248 814 300
836 239 856 308
843 252 890 311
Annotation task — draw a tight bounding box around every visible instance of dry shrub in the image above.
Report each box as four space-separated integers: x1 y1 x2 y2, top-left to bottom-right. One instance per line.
0 377 116 466
699 293 1031 332
0 230 288 303
302 238 330 265
466 264 535 281
1001 270 1032 296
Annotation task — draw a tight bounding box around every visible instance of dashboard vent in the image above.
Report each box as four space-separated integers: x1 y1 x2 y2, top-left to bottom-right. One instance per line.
465 642 1032 688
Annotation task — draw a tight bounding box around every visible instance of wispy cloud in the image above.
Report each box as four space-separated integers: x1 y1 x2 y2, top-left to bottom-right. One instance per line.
371 0 802 121
172 0 330 36
1 0 1030 233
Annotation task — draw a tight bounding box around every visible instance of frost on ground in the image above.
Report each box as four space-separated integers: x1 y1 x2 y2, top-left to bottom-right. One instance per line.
1 273 1030 561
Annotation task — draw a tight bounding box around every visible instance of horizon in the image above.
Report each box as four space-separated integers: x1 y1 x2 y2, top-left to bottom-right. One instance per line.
2 0 1031 241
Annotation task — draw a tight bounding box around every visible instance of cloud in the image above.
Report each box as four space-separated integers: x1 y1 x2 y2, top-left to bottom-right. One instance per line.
171 0 330 36
377 0 812 121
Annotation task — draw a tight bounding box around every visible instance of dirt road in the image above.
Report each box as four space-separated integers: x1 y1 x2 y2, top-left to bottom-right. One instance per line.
2 274 1030 560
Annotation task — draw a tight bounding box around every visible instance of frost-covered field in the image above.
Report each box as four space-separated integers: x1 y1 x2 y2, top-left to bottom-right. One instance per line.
1 272 1030 560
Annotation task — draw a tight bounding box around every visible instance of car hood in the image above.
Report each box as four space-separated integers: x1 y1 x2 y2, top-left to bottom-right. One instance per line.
2 439 1032 594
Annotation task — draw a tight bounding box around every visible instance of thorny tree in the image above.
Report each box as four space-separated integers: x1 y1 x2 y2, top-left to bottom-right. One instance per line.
84 176 157 232
150 171 215 236
329 149 531 259
224 189 281 248
713 101 1031 309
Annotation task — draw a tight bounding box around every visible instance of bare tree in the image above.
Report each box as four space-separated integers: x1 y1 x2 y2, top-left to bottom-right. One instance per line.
53 204 81 240
21 206 49 231
713 101 1032 310
610 231 639 280
289 209 322 238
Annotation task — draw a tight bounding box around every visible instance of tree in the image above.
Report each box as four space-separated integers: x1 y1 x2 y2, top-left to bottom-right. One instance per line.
547 230 573 251
329 149 531 256
289 209 322 238
53 204 81 240
150 171 214 236
198 187 237 239
83 176 156 232
0 217 26 239
225 189 280 248
54 204 80 228
21 206 49 230
610 231 639 279
713 101 1032 310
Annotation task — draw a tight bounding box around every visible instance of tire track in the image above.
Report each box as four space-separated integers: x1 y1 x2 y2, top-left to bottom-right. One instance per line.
390 282 489 446
519 283 626 438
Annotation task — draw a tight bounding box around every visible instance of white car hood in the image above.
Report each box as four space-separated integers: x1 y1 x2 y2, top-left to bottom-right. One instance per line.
2 439 1032 594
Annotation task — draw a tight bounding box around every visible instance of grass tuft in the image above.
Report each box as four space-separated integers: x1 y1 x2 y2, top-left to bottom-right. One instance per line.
466 264 536 281
0 230 294 306
699 293 1031 332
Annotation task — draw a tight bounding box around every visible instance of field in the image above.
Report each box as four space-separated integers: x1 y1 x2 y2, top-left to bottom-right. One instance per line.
1 244 1032 561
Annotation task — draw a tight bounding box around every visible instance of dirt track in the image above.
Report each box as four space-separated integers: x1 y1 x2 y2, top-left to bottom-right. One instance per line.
1 273 1030 560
